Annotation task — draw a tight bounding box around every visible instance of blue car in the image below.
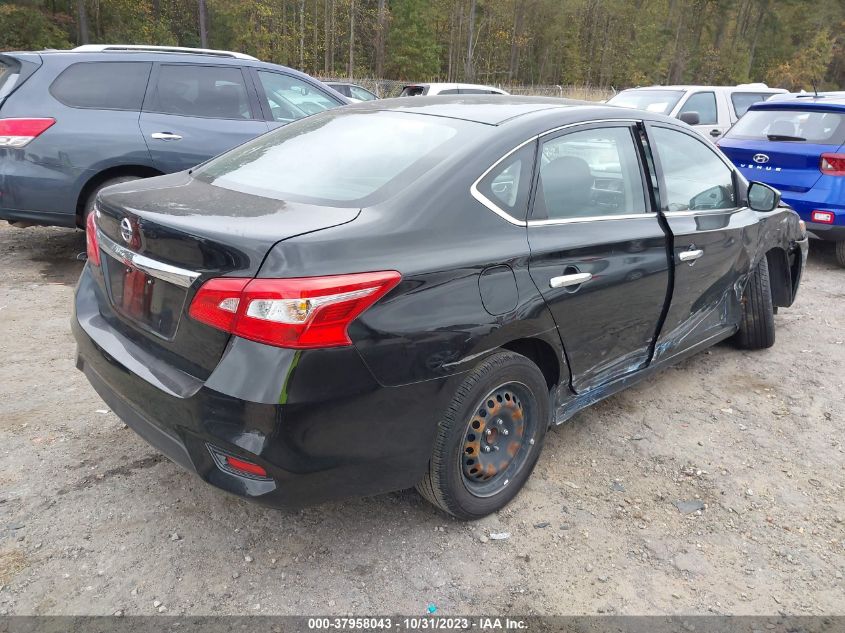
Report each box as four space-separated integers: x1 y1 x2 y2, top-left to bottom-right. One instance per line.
717 96 845 266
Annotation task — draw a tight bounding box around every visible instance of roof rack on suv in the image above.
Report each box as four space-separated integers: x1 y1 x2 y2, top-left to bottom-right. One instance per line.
71 44 258 61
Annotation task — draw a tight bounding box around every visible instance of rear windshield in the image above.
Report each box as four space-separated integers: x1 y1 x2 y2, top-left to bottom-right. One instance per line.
194 110 478 206
724 109 845 144
607 89 685 115
0 58 21 99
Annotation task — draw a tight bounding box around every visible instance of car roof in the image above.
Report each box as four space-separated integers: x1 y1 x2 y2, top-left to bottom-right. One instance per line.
19 46 329 87
70 44 258 60
344 94 667 126
749 97 845 112
406 82 503 90
620 84 785 92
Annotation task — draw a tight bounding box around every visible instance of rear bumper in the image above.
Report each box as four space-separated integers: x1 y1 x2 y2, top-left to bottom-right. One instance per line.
780 191 845 241
804 221 845 241
72 264 454 508
0 154 83 226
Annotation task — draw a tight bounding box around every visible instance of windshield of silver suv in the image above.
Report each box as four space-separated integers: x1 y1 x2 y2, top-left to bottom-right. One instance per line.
607 89 685 114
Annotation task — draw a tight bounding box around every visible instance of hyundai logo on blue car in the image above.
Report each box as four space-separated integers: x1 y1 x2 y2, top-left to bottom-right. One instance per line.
718 96 845 267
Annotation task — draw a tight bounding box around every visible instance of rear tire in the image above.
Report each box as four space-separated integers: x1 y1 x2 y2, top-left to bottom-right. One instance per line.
734 256 775 350
81 175 144 226
835 241 845 268
416 351 549 520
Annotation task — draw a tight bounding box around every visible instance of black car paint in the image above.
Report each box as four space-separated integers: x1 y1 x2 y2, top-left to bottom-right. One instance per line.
73 97 808 508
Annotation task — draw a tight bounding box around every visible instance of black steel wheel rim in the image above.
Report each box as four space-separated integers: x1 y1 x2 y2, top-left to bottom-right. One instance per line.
459 381 538 498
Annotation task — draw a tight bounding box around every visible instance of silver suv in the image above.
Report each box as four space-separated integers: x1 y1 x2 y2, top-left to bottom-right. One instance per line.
607 84 787 140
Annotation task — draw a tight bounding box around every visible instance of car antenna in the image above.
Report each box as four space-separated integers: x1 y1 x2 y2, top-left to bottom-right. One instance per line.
812 79 819 98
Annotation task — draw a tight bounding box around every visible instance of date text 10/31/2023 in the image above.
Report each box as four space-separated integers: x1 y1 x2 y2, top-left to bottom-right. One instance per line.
307 617 529 630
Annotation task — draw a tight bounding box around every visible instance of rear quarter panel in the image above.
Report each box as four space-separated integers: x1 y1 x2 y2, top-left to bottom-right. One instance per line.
257 150 567 389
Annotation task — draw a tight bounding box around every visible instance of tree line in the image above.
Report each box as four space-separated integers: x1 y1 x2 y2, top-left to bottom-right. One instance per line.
1 0 843 90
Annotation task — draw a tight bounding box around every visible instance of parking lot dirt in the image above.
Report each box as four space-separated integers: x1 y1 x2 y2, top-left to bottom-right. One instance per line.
0 221 843 616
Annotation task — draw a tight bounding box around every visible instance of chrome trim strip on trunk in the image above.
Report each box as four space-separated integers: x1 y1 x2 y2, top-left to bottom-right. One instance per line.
96 229 201 289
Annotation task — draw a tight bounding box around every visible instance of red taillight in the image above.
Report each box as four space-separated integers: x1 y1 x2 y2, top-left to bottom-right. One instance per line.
224 456 268 478
0 118 56 148
85 211 101 266
820 153 845 176
189 271 401 349
811 210 835 224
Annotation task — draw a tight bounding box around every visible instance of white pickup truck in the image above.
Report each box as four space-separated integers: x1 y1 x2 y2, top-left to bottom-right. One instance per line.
606 84 787 140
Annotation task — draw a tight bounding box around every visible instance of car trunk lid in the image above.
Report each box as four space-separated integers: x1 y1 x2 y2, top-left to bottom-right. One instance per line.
92 172 360 379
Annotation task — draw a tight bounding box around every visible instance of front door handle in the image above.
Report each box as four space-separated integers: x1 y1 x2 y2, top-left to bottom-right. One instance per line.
550 272 592 288
679 248 704 262
150 132 183 141
709 129 721 137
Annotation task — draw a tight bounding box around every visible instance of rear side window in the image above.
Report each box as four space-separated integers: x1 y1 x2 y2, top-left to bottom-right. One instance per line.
148 64 253 120
0 58 21 99
257 71 340 122
731 92 773 117
50 62 151 110
476 142 535 219
724 109 845 144
534 127 647 220
195 110 474 206
679 92 717 125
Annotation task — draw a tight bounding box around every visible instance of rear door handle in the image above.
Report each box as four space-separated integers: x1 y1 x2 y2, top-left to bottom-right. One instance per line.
679 249 704 262
550 272 592 288
150 132 183 141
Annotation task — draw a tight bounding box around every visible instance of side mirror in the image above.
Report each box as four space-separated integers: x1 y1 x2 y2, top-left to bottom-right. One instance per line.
747 181 781 212
678 111 700 126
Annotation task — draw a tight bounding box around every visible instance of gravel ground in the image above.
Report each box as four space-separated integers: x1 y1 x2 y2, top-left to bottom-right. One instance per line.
0 222 843 616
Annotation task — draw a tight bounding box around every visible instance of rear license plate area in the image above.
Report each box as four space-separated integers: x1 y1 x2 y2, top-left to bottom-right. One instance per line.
102 253 187 340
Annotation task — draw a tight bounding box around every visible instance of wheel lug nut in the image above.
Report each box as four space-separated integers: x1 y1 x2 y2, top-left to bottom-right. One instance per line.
493 445 500 451
483 445 491 453
485 428 493 436
496 419 503 426
502 429 509 436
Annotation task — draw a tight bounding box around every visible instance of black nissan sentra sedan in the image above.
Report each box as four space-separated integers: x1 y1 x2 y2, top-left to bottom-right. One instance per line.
73 96 808 519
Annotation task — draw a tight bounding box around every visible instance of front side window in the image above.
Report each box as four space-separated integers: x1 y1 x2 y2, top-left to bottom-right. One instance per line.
534 127 647 220
149 64 252 119
194 110 474 206
679 92 717 125
651 126 735 212
50 62 151 110
349 85 377 101
257 72 340 122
